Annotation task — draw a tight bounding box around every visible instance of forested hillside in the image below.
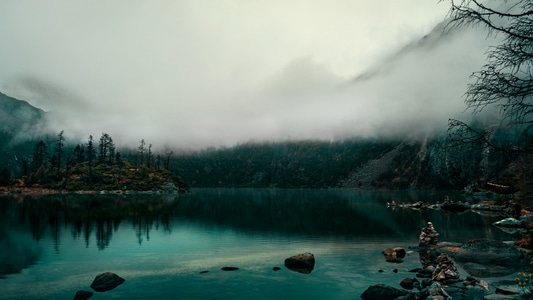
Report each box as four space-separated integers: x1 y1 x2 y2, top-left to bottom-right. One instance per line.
0 91 530 198
170 135 528 192
1 2 532 199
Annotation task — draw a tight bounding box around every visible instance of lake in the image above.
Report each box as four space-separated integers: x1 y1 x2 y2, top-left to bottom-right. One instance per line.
0 188 519 299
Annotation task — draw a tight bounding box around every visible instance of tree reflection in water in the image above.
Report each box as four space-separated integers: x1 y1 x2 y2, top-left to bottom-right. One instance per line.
0 189 515 280
0 194 178 255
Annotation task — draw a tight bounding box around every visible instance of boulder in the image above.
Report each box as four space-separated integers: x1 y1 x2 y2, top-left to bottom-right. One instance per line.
382 247 406 263
284 253 315 274
399 201 427 209
424 282 454 300
460 262 515 278
494 217 523 228
493 280 523 296
515 234 533 251
440 202 470 212
73 290 93 300
449 239 525 278
452 239 523 267
360 284 409 300
90 272 125 292
471 203 507 217
399 278 419 290
162 181 179 193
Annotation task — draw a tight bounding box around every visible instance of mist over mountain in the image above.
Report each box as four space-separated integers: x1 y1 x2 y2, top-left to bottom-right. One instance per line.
0 0 494 149
1 13 523 191
0 92 46 140
0 13 502 147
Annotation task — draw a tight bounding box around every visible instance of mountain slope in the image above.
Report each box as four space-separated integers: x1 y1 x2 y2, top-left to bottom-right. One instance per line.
0 92 46 135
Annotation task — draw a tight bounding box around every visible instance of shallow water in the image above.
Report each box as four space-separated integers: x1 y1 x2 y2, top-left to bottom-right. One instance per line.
0 189 519 299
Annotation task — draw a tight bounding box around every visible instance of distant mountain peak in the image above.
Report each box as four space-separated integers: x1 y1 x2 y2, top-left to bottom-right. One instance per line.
0 91 46 136
347 20 454 84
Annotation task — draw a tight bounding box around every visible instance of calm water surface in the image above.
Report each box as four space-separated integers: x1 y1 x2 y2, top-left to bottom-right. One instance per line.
0 189 517 299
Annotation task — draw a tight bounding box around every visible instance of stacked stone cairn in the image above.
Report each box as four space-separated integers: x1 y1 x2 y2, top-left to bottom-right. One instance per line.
431 253 460 284
419 221 439 247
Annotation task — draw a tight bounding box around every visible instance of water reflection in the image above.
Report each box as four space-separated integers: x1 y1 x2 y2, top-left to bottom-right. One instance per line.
0 189 515 280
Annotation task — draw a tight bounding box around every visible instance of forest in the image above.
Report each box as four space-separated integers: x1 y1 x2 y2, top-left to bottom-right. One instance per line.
0 0 532 202
0 130 190 193
1 126 529 196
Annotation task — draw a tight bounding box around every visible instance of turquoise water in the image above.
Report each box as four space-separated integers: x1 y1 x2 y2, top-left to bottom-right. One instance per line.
0 189 515 299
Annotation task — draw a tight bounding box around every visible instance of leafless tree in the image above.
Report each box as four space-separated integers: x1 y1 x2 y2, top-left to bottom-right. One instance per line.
444 0 533 152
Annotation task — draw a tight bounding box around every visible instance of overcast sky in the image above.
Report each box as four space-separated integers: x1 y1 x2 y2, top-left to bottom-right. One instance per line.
0 1 495 149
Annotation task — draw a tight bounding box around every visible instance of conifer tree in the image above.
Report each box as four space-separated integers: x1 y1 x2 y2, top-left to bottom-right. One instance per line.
54 130 65 176
87 135 95 180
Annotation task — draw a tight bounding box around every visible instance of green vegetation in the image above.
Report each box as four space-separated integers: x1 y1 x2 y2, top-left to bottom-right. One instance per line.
0 131 190 193
516 257 533 294
173 139 389 188
172 138 451 189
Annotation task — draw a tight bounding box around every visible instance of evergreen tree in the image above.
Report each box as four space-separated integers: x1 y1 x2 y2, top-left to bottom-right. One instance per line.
31 140 47 172
165 150 173 171
138 139 145 166
0 167 11 186
98 133 115 164
87 135 95 180
73 144 85 163
54 130 65 176
147 143 152 168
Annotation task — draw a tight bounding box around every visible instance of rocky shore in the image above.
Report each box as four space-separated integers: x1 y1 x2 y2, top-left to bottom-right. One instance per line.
364 199 533 300
0 181 186 195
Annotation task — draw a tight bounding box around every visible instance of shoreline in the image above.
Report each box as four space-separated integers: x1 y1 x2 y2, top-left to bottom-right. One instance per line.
0 187 184 195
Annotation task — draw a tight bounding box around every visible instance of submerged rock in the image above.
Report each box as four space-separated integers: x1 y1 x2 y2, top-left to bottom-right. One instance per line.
454 239 523 266
284 253 315 274
450 239 524 278
73 290 93 300
440 202 470 212
360 284 408 300
90 272 125 292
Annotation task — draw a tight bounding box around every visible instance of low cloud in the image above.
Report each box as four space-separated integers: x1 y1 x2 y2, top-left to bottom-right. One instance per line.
0 1 498 150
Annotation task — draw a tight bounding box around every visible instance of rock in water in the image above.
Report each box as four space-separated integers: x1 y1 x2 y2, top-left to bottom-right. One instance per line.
90 272 125 292
284 253 315 274
399 278 419 290
73 290 93 300
382 247 406 263
360 284 408 300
